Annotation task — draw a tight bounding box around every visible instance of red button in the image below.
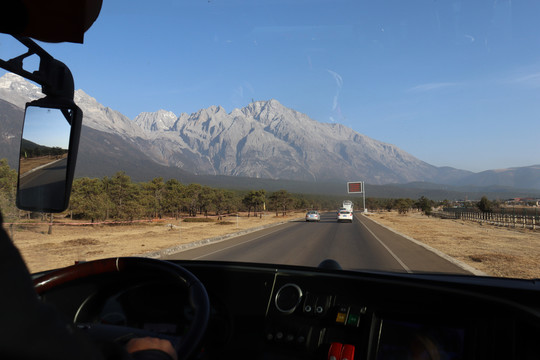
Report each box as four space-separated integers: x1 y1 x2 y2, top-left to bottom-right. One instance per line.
328 342 343 360
340 344 355 360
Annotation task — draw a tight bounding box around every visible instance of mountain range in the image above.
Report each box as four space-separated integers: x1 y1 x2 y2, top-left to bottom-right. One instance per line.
1 72 540 196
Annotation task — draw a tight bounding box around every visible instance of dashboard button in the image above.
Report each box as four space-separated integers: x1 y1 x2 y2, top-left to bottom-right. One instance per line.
346 313 359 327
303 293 317 315
335 306 348 324
341 344 355 360
336 312 347 324
328 342 343 360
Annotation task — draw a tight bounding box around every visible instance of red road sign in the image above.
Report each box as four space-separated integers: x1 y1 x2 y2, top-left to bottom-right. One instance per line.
347 181 363 194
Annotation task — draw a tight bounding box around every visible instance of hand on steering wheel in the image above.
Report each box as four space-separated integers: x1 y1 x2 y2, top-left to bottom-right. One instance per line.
127 337 178 360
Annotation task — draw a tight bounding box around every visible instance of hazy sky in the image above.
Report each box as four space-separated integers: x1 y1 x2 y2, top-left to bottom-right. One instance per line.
2 0 540 172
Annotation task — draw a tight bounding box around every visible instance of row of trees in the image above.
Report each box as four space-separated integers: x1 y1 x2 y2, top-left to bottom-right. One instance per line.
0 160 333 221
0 157 504 221
20 138 68 159
21 146 67 159
69 172 316 221
0 160 452 221
366 196 438 215
69 174 450 221
366 196 504 215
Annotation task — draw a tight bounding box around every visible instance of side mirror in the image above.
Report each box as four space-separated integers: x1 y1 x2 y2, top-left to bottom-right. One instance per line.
17 98 82 213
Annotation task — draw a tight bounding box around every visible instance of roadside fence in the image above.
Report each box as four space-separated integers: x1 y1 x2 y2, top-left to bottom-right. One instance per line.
435 209 540 230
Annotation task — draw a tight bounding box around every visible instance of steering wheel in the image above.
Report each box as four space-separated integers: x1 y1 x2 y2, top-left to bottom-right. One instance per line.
33 257 210 359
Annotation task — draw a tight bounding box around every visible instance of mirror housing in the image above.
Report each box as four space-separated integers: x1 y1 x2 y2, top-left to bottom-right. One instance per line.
0 36 83 213
17 97 82 213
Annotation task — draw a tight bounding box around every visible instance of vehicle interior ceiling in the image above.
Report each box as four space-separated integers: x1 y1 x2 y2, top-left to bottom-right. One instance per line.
2 1 540 360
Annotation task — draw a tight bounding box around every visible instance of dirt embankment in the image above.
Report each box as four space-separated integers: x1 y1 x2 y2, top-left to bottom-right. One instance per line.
366 211 540 279
7 212 302 273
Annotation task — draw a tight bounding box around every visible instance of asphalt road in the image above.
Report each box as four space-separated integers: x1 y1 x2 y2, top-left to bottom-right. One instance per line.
166 212 471 275
20 158 67 187
18 158 68 210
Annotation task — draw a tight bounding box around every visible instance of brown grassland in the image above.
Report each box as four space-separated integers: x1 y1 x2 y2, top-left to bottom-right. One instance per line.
7 212 303 273
5 210 540 278
366 211 540 279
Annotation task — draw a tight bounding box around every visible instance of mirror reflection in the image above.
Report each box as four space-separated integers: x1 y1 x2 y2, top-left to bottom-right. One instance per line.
17 106 72 212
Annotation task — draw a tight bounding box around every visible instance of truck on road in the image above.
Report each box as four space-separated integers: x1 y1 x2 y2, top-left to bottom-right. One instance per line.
342 200 353 212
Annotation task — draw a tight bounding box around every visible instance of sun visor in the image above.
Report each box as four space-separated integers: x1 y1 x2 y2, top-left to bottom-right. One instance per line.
0 0 103 43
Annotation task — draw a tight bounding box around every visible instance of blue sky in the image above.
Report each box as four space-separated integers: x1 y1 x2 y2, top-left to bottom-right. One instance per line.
2 0 540 173
23 107 71 149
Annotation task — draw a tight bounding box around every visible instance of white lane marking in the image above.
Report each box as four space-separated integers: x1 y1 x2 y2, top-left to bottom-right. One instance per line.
192 224 292 260
356 216 412 273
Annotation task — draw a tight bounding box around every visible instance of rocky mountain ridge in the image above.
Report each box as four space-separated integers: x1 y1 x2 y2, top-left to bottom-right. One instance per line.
2 72 539 190
125 98 449 183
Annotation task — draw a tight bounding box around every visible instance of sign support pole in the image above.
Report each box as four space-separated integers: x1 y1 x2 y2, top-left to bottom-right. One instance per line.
363 183 366 213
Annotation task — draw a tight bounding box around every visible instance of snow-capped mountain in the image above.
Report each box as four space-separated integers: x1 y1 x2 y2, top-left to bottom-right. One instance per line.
126 98 472 184
135 110 177 132
0 72 477 185
74 89 144 138
0 72 44 108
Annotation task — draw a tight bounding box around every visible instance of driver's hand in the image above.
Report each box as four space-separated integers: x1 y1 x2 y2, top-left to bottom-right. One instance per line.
126 337 178 360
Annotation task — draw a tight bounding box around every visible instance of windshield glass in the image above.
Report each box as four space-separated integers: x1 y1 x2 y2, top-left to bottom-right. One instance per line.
1 0 539 278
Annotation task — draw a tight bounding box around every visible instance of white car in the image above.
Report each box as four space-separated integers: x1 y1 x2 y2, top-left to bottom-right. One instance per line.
337 210 353 223
305 210 321 222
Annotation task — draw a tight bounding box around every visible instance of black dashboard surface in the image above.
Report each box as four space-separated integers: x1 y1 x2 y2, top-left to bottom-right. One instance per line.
36 260 540 360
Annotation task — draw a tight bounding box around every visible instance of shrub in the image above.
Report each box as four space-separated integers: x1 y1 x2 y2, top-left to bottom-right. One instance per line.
477 196 493 213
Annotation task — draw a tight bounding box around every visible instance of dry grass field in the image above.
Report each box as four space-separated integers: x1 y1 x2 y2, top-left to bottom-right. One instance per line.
7 212 302 273
366 211 540 279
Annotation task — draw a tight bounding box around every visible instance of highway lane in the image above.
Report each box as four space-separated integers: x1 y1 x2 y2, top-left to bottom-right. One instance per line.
166 212 471 275
19 157 68 187
18 158 68 210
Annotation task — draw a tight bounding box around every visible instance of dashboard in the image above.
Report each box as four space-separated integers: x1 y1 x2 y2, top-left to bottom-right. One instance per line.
35 260 540 360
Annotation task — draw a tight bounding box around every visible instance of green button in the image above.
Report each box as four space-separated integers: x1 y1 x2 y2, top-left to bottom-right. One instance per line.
346 313 359 326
